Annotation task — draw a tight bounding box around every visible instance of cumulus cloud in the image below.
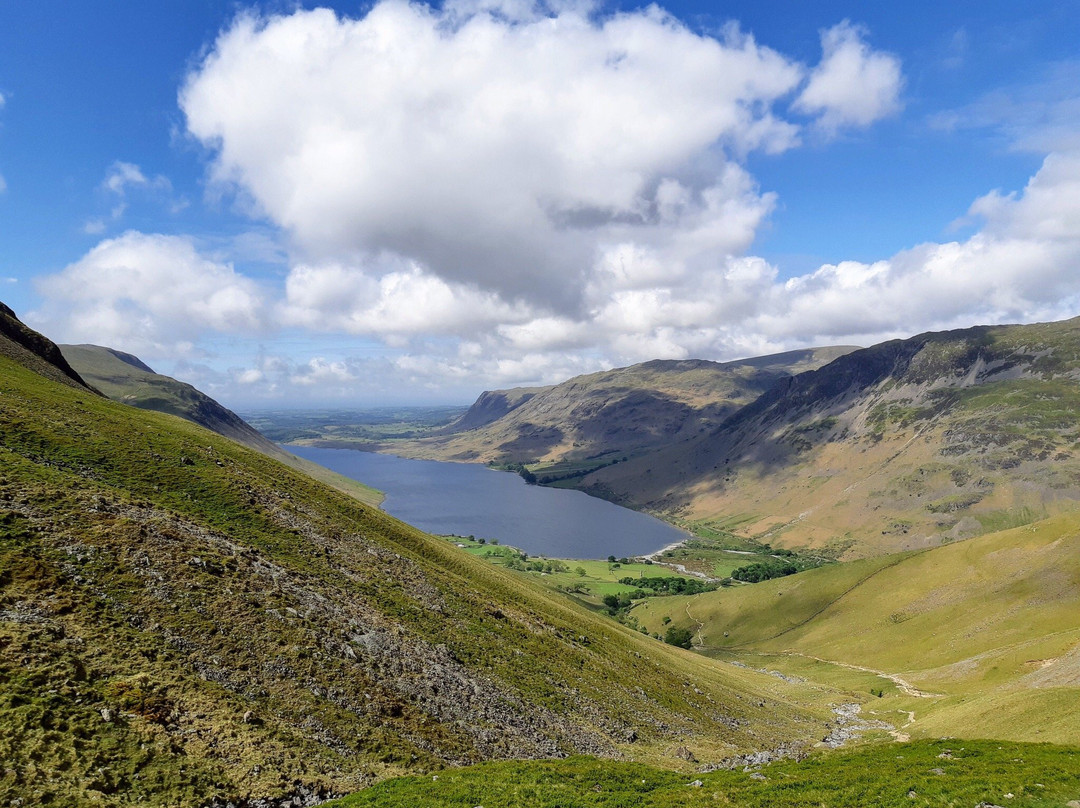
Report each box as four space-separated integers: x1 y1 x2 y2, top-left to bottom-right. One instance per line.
181 1 808 313
32 3 1080 405
103 161 164 195
279 259 532 337
83 162 181 232
752 151 1080 345
32 231 265 355
794 21 903 133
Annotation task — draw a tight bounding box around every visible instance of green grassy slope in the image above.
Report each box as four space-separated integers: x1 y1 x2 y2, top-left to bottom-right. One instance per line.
60 342 382 508
330 740 1080 808
583 316 1080 558
636 513 1080 743
0 339 831 804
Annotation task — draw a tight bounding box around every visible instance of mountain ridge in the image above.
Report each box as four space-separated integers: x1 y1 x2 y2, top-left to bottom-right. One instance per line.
376 347 857 470
580 316 1080 557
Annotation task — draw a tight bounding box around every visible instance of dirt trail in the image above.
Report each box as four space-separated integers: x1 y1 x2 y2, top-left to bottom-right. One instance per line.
786 651 944 698
686 594 707 647
890 709 917 742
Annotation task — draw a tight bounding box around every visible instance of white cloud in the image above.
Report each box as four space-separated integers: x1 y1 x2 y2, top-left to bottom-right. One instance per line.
754 150 1080 344
104 161 153 194
794 21 903 133
83 162 179 233
181 1 807 313
32 231 265 355
28 4 1079 406
279 259 532 337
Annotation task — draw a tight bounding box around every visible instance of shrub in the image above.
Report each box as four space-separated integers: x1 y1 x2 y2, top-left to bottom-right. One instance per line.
664 627 693 649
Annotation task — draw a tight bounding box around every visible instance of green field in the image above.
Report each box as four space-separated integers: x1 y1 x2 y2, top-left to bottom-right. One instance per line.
439 535 707 607
330 740 1080 808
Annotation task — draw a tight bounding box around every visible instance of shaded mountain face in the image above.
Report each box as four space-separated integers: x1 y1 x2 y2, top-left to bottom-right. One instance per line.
0 302 96 393
387 348 856 466
1 316 823 805
581 317 1080 558
61 343 280 456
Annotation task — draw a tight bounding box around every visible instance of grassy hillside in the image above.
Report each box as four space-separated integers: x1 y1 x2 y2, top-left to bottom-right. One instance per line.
635 512 1080 744
61 342 382 508
336 348 854 475
583 316 1080 558
331 740 1080 808
1 327 834 805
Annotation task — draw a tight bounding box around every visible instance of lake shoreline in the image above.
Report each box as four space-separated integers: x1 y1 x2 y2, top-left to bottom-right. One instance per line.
284 443 690 560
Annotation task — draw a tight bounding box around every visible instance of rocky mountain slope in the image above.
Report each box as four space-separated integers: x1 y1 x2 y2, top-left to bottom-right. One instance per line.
384 348 855 472
0 305 827 806
580 317 1080 557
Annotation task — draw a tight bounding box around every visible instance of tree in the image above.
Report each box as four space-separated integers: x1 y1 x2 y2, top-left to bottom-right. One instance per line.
664 626 693 649
575 566 586 577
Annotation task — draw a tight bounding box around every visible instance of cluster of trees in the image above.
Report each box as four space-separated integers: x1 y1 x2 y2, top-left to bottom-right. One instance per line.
663 626 694 649
617 575 717 596
730 559 798 583
507 556 568 574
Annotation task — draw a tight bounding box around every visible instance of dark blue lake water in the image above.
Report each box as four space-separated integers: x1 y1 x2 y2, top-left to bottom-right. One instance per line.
285 446 687 559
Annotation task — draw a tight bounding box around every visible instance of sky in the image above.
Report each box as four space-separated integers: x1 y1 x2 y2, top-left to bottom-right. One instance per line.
2 1 1080 408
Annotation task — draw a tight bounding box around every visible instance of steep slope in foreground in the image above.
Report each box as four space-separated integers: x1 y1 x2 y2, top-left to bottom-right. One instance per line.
0 342 826 804
584 317 1080 557
636 512 1080 744
60 342 382 507
381 348 855 469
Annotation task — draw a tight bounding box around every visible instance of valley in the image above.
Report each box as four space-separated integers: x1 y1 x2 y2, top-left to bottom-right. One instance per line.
9 3 1080 805
4 302 1080 806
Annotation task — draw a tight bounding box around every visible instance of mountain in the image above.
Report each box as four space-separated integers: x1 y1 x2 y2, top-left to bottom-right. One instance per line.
0 303 96 393
579 317 1080 558
383 348 856 475
61 344 280 455
60 343 382 508
0 307 827 806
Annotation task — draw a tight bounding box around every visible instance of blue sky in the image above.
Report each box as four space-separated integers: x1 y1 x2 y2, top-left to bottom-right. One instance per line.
2 1 1079 406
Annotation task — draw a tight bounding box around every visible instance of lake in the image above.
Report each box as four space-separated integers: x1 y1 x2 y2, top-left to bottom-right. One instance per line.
285 446 688 559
